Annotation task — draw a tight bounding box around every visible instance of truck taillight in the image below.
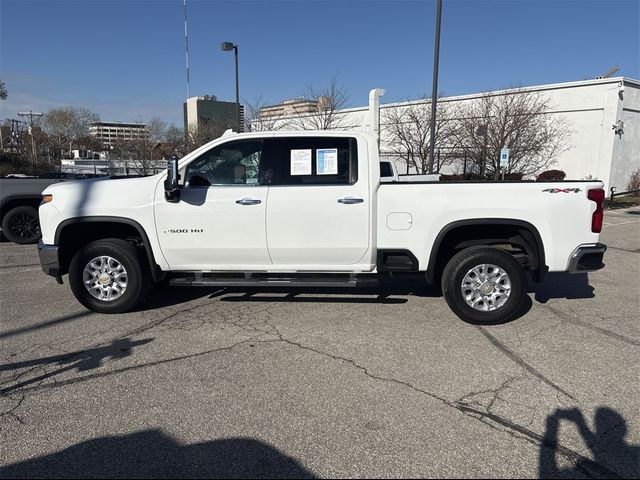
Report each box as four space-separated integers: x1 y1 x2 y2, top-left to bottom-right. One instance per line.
588 188 604 233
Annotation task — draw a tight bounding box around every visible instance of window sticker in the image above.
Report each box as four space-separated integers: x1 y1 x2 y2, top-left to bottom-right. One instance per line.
316 148 338 175
290 149 312 175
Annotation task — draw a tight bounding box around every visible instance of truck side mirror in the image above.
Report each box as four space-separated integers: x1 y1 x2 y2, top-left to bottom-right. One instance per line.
164 156 181 202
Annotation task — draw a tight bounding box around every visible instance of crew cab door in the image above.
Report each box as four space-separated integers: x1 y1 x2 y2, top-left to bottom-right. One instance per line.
154 138 273 270
265 135 372 269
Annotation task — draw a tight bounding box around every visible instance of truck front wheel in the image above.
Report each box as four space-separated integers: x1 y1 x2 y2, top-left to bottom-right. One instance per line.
68 239 149 314
2 206 41 244
441 246 526 325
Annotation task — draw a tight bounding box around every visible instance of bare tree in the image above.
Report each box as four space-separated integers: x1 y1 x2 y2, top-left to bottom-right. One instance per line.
112 137 157 175
0 79 7 100
187 118 228 150
290 77 350 130
162 124 187 157
383 97 457 174
42 107 100 158
243 95 288 132
452 88 571 178
147 117 168 143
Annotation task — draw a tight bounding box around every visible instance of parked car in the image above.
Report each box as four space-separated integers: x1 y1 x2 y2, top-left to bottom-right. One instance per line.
0 178 67 244
37 130 606 324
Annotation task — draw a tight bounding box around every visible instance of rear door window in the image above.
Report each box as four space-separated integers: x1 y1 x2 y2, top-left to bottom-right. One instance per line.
271 137 358 185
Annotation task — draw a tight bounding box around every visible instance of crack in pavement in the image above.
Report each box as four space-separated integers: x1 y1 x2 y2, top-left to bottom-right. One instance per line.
0 297 277 399
1 338 259 396
475 326 578 401
267 328 621 479
456 405 620 479
0 394 26 426
0 296 625 478
454 374 538 426
540 304 640 348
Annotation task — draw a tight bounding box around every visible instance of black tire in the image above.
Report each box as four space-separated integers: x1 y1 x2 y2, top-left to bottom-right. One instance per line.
1 206 41 244
441 246 526 325
68 238 150 314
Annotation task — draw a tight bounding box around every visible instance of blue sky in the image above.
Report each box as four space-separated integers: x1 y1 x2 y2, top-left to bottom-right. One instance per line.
1 0 638 127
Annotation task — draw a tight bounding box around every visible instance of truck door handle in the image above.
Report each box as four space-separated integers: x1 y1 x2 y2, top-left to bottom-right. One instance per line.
236 198 262 205
337 196 364 204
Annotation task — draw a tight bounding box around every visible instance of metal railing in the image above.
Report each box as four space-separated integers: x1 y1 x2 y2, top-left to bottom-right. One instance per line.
609 186 640 206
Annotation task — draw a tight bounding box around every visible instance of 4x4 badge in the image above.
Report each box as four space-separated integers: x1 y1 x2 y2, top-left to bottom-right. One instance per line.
542 188 581 193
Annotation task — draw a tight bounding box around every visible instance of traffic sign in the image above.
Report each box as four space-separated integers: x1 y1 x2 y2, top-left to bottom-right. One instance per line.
500 148 510 168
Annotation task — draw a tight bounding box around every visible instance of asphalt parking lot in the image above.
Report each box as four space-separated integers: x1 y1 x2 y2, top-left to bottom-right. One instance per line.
1 207 639 479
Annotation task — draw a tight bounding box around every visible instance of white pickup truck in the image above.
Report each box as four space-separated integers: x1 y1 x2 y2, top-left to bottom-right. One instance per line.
38 130 607 324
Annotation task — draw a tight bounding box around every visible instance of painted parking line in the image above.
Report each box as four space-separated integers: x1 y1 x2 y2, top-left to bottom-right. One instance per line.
0 267 41 274
603 215 640 225
603 220 640 227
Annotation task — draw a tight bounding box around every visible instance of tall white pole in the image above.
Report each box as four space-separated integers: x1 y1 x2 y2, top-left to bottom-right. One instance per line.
368 88 386 152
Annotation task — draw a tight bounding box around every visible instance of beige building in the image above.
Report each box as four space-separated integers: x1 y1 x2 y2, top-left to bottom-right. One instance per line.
260 98 321 118
90 121 149 149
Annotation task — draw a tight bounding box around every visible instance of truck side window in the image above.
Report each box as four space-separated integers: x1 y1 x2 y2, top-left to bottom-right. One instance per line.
273 137 358 185
380 161 393 178
184 140 268 187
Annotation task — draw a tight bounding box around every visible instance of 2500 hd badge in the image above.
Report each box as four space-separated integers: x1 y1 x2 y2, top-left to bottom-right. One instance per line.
164 229 204 234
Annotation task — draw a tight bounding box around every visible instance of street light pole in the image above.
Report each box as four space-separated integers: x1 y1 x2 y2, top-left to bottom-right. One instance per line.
221 42 240 132
427 0 443 174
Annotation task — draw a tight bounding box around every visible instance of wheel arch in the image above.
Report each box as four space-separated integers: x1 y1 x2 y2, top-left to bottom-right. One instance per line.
55 216 164 282
0 195 43 222
425 218 547 285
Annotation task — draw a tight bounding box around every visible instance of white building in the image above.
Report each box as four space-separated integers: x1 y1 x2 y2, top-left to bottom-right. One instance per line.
265 77 640 193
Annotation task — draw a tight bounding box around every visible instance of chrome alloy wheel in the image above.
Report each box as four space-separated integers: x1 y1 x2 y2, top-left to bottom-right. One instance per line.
461 263 512 312
82 256 128 301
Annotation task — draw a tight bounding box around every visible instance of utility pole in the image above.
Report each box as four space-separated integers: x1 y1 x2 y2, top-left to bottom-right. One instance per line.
18 110 43 175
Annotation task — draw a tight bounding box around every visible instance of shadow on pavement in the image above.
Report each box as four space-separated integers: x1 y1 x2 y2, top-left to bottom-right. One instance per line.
540 406 639 479
140 276 438 309
133 286 229 312
0 310 92 340
219 289 410 305
0 337 153 395
0 429 316 479
530 272 594 304
139 278 536 322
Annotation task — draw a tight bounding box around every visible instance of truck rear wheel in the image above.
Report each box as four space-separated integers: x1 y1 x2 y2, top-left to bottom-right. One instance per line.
441 246 526 325
2 205 41 244
68 238 149 314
